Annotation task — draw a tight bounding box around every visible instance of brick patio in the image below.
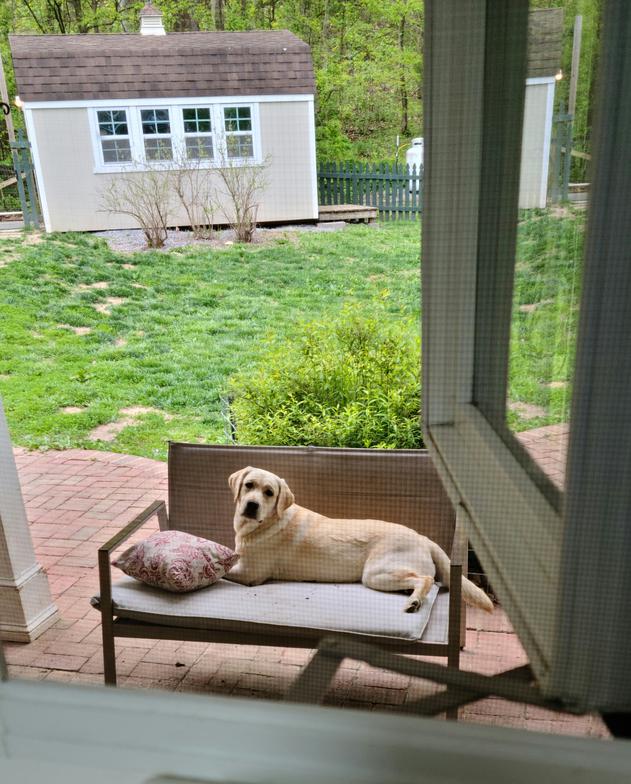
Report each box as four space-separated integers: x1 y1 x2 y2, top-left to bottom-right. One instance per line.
3 442 608 738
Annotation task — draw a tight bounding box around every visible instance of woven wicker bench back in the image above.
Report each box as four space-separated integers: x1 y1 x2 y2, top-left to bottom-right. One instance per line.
167 443 455 552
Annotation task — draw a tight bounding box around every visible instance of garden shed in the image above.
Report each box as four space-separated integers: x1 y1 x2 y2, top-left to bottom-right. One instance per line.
8 5 317 233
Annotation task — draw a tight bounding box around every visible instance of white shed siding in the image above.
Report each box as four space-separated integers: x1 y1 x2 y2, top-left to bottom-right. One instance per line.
28 99 317 232
519 78 555 209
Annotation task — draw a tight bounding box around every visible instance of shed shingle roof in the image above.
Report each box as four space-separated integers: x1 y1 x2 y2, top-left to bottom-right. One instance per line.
9 30 315 102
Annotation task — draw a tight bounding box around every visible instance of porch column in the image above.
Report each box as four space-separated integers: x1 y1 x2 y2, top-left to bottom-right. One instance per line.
0 397 58 642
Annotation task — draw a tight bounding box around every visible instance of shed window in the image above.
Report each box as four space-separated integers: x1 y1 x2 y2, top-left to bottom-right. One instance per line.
182 108 214 160
224 106 254 158
140 108 173 161
96 109 132 163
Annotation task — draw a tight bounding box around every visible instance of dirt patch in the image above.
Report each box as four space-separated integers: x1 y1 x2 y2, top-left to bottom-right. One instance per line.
0 250 20 267
545 380 567 389
61 406 87 414
57 324 92 336
0 230 43 248
131 283 148 289
76 281 110 292
92 297 127 315
0 233 43 265
509 401 547 420
88 406 174 442
114 337 127 348
518 299 554 314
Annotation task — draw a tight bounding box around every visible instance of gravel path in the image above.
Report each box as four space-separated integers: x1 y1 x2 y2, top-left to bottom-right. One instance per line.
95 221 348 253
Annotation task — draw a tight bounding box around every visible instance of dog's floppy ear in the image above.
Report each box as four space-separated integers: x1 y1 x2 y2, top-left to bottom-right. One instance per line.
228 467 251 502
275 477 295 516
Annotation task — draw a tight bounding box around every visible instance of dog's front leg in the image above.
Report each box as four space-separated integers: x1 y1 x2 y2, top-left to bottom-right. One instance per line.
224 557 269 587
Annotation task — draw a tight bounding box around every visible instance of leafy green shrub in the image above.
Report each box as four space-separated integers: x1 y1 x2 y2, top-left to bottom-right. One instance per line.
228 306 422 448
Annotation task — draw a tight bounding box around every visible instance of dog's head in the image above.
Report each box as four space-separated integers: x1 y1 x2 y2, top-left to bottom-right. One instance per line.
228 466 295 536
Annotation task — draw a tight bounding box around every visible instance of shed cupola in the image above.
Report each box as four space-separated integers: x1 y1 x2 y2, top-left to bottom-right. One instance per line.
140 3 166 36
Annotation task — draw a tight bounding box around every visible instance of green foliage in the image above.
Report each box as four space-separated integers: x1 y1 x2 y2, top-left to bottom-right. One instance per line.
315 117 353 162
229 305 422 449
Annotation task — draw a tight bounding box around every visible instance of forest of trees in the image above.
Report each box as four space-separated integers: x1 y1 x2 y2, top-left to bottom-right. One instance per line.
0 1 601 168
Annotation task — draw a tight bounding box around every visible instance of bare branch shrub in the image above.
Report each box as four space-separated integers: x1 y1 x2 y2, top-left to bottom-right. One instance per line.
99 166 174 248
216 155 269 243
169 149 216 239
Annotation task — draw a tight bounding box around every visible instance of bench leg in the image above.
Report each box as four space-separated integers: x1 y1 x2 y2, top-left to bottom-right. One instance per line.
446 563 463 720
446 642 461 720
102 618 117 686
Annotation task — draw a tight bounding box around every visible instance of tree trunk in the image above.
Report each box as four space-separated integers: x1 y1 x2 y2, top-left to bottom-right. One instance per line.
213 0 225 30
399 16 409 136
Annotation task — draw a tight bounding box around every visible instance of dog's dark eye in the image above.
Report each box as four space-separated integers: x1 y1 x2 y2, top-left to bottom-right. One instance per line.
245 481 254 489
264 488 274 497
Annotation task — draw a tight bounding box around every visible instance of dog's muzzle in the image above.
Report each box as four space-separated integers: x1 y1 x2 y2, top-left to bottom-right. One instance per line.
244 500 259 519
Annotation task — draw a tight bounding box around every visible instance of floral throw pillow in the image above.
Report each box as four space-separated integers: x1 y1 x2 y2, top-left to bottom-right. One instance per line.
113 530 239 593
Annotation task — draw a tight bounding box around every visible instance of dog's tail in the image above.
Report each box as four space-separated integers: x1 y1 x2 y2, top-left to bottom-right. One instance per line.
429 541 494 613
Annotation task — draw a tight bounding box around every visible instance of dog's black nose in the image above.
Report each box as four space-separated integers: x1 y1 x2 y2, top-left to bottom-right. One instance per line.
244 500 259 518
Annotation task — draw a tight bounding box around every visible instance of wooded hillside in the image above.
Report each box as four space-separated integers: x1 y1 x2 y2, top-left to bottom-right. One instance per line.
0 0 601 167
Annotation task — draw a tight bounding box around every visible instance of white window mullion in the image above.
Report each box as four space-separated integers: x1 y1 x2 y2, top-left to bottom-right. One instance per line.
170 105 185 162
213 104 227 162
129 108 146 165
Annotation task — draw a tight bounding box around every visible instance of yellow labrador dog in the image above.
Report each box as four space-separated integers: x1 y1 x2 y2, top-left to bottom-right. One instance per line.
226 466 493 613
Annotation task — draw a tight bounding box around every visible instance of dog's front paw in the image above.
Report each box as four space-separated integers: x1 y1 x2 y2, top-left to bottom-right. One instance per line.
404 599 422 613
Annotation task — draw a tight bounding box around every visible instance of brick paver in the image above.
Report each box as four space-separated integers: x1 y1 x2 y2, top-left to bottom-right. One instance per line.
516 423 569 489
4 447 608 739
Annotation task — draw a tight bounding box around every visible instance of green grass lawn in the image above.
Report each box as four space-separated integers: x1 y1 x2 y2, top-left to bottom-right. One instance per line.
0 211 584 461
0 224 421 460
507 208 585 432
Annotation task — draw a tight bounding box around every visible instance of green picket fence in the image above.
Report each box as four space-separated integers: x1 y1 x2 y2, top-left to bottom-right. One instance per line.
9 129 41 229
318 161 423 221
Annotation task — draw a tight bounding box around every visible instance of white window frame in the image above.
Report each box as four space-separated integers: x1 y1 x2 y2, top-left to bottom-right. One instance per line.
88 99 262 174
180 105 215 162
221 103 257 163
88 106 139 171
139 106 174 163
423 0 631 713
1 676 631 782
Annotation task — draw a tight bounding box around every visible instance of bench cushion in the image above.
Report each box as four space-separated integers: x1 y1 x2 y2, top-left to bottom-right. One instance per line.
92 576 448 644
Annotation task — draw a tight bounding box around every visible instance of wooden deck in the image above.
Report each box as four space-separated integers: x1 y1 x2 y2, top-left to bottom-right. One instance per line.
318 204 378 223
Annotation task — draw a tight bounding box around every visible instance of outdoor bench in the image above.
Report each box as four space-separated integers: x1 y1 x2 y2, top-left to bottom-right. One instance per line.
93 443 467 692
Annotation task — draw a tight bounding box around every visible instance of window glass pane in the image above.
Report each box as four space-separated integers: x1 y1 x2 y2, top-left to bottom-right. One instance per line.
505 5 600 492
226 134 254 158
101 138 132 163
185 136 214 160
97 110 128 137
183 108 212 134
224 106 251 132
141 108 171 135
144 137 173 160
